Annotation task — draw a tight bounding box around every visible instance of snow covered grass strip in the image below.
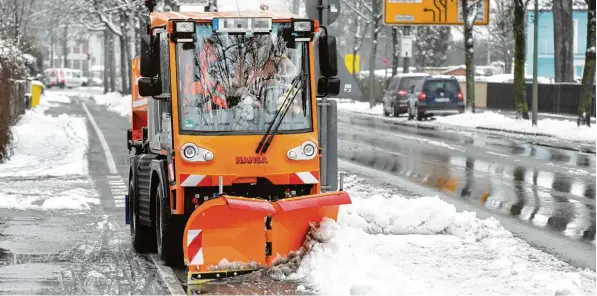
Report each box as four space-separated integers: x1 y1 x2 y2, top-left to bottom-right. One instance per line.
266 174 596 296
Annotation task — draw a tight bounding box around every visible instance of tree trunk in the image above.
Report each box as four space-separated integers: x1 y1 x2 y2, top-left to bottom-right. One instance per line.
103 29 109 94
292 0 300 14
462 0 476 112
553 0 574 82
391 27 399 77
109 33 116 92
119 12 129 94
369 17 379 108
513 0 529 119
62 23 68 68
368 3 381 108
578 0 595 125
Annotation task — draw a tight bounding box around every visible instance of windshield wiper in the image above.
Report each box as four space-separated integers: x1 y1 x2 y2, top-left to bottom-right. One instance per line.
255 74 303 154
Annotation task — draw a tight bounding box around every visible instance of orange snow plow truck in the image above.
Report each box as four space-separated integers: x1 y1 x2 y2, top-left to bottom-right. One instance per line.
126 1 350 285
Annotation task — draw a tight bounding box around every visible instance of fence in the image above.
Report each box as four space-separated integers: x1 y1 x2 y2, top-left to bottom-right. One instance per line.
485 82 596 117
0 74 28 161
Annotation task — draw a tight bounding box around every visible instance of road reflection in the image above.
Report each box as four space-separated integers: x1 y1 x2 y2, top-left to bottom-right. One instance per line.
338 114 596 243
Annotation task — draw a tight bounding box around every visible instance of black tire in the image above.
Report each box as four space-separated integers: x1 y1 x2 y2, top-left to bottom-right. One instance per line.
129 178 156 253
155 182 184 266
392 103 400 117
416 106 424 121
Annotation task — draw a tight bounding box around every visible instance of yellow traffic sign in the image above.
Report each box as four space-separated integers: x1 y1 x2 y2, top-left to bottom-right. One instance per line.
383 0 489 26
345 54 360 74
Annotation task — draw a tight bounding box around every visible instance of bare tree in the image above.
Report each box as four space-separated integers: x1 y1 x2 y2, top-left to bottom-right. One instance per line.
578 0 595 125
488 0 514 73
391 27 399 78
513 0 531 119
461 0 483 112
553 0 575 82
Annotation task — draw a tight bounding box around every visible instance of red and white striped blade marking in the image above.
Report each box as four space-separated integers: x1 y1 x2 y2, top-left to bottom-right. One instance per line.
291 172 319 184
187 229 204 265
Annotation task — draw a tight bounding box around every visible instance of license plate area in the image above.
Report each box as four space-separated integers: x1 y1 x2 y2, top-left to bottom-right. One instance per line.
435 97 450 103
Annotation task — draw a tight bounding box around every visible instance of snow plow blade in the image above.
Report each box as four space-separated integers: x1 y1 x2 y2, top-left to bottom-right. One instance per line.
183 192 351 285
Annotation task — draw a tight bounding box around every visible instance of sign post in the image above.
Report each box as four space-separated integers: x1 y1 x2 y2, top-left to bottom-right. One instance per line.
401 30 413 74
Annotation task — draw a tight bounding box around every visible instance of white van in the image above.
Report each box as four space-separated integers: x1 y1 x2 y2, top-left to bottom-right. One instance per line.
44 68 84 88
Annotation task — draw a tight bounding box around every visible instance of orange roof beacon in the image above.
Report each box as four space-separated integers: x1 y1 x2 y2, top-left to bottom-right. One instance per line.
126 0 351 287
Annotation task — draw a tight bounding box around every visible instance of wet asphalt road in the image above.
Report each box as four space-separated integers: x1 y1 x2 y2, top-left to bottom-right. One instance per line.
0 91 308 295
337 110 596 269
0 90 594 295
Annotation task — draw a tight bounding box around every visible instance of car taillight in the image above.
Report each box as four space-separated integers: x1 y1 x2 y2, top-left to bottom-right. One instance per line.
458 91 463 101
418 92 426 101
397 89 408 96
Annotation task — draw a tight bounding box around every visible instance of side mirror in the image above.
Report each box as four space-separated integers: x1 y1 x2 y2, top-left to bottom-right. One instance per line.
138 77 162 97
317 77 340 97
140 35 158 77
317 35 338 77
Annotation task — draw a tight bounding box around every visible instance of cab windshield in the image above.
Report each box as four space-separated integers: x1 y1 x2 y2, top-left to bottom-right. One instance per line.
176 22 311 134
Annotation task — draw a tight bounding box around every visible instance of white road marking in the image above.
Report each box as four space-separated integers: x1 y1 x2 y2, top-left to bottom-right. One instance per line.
150 254 187 296
108 174 127 208
81 103 118 175
82 98 186 294
486 151 511 158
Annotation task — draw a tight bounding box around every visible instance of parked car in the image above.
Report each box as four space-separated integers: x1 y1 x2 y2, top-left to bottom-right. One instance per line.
43 68 84 88
382 73 429 116
407 76 464 121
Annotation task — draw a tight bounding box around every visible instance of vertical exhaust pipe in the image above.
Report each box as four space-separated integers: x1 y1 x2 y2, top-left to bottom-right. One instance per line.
219 176 223 195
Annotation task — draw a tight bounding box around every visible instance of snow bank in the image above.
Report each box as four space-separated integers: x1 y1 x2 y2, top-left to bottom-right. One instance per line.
335 100 384 115
436 111 596 143
0 108 88 177
0 104 100 211
92 92 131 117
270 175 596 296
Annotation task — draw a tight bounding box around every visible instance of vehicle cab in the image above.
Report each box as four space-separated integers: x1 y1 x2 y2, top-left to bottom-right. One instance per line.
131 10 341 215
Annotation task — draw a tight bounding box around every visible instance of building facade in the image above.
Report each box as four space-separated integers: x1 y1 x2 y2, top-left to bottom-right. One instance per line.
526 9 588 80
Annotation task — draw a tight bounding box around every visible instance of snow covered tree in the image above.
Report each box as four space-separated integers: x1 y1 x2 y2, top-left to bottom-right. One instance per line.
513 0 531 119
414 26 451 69
578 0 595 126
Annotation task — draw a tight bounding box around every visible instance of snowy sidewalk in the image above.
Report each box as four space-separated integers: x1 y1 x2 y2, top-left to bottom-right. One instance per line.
0 92 99 210
272 174 596 296
336 100 596 144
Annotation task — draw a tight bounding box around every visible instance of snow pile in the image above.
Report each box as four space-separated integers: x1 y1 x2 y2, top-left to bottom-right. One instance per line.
0 105 100 210
270 175 596 296
335 99 384 115
436 111 596 143
92 92 131 117
0 109 88 177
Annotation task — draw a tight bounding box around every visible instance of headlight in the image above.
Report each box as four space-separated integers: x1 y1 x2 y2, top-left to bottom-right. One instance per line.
303 143 315 157
183 145 197 159
293 20 312 32
175 21 195 33
181 143 214 162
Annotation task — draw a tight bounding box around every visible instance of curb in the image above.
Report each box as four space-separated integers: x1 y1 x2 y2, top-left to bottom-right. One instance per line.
342 110 596 154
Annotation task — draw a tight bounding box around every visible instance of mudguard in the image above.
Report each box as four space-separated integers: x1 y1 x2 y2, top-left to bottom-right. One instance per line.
183 191 351 284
